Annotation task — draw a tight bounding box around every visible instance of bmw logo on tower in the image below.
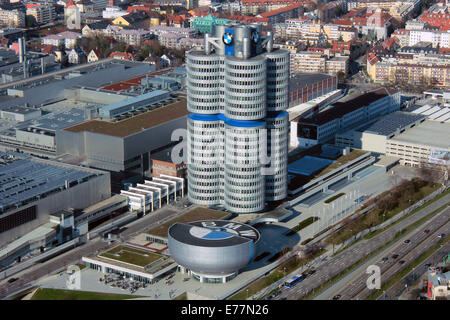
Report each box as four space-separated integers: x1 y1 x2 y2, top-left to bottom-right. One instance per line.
223 32 233 45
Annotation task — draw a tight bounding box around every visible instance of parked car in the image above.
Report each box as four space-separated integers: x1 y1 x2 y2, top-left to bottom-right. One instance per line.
7 277 18 284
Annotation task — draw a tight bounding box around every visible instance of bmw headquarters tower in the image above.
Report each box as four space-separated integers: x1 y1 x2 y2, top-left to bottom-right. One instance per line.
186 23 290 213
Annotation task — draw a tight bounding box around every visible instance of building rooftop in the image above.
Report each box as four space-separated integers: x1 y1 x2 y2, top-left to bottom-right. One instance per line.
297 88 394 126
288 155 334 176
390 120 450 150
363 111 426 136
146 206 230 238
0 152 102 213
13 108 86 134
1 106 40 115
289 72 335 92
99 245 162 267
64 97 187 137
99 89 169 114
168 221 256 247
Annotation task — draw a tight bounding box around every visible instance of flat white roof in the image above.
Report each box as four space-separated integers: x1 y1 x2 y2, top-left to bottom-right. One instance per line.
390 120 450 150
422 106 441 116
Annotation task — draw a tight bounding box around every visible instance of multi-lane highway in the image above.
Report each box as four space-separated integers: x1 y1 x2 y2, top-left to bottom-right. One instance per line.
274 192 450 300
335 207 449 300
379 242 450 300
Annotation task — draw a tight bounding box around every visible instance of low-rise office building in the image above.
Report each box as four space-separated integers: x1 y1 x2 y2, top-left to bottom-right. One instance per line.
336 113 450 167
291 88 401 148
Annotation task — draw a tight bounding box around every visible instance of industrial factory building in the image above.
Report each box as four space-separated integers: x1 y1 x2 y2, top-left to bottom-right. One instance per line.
0 151 110 246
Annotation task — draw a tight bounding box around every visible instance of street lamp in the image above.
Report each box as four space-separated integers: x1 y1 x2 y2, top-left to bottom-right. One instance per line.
246 289 249 300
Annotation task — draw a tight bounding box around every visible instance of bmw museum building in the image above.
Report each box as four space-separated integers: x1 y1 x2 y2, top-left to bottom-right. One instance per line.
168 220 260 283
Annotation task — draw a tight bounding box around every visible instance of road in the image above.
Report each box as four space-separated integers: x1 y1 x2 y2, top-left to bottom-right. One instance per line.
314 205 450 300
335 210 450 300
0 205 182 299
380 242 450 300
274 191 450 300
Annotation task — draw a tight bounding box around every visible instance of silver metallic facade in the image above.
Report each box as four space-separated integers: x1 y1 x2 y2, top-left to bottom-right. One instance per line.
168 221 260 277
168 234 255 276
187 23 290 213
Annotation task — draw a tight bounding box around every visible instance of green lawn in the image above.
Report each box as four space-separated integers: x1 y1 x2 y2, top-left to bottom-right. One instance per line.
31 288 142 300
324 193 345 204
287 216 319 235
99 245 161 267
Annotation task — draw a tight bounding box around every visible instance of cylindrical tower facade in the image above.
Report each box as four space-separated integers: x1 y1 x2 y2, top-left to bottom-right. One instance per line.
265 50 290 113
186 52 224 114
187 114 222 205
224 121 266 213
186 22 290 214
265 112 289 201
224 56 266 120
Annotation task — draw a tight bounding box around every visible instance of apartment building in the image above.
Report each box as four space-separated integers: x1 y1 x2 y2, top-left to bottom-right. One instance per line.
26 2 56 25
368 53 450 87
0 8 25 27
240 0 306 16
292 88 401 147
290 51 348 75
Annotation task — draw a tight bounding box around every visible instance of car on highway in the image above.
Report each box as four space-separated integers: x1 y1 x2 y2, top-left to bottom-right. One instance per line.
381 257 389 263
404 239 411 244
7 277 18 283
392 254 399 259
308 269 316 276
424 229 430 234
425 263 432 268
399 260 406 264
438 233 445 238
332 294 341 300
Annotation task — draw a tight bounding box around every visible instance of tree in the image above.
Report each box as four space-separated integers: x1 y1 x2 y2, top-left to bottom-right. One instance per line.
336 71 346 84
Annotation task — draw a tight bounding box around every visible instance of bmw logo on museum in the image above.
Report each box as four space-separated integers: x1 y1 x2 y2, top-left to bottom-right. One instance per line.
168 220 260 284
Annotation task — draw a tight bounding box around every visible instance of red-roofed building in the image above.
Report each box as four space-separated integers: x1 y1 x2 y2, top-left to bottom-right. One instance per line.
331 41 352 55
391 29 410 47
109 51 135 61
66 0 76 8
257 4 303 24
333 19 353 26
438 47 450 54
41 44 55 54
241 0 308 16
381 37 399 52
419 12 450 28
